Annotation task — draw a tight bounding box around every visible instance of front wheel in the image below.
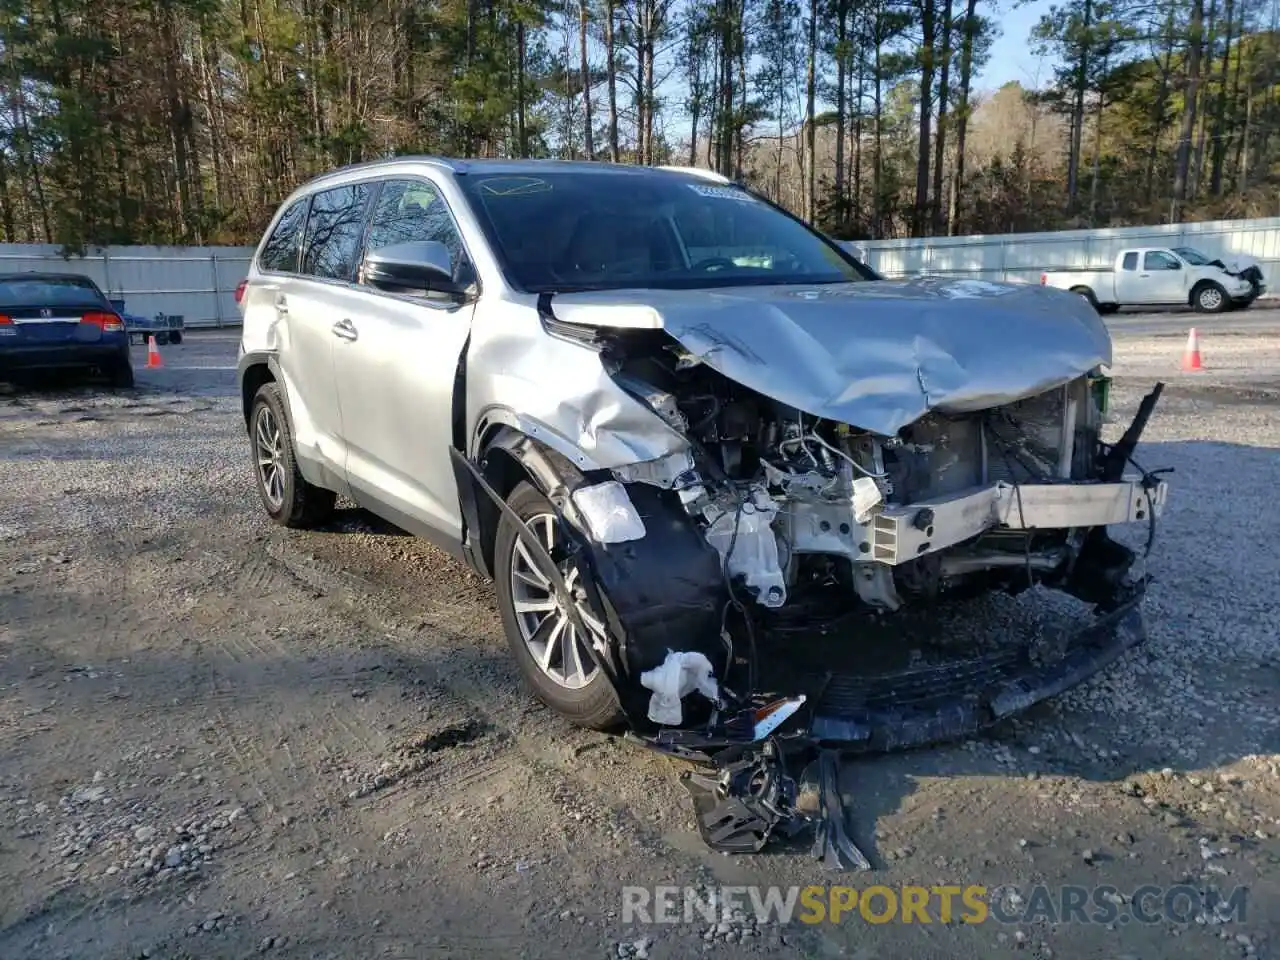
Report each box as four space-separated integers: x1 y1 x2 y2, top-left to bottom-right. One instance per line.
1193 282 1228 314
169 331 183 345
249 382 336 528
493 481 624 731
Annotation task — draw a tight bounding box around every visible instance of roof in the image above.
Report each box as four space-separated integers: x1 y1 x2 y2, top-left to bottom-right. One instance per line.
298 156 732 190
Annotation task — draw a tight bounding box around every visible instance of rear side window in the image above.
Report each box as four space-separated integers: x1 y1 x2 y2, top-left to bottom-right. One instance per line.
1121 252 1138 271
259 198 308 273
301 184 372 281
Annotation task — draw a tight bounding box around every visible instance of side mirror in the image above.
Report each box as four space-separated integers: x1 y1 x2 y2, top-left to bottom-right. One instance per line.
361 241 463 296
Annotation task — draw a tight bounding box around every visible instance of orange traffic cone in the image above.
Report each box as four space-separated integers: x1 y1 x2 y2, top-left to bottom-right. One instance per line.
145 335 164 369
1181 327 1203 372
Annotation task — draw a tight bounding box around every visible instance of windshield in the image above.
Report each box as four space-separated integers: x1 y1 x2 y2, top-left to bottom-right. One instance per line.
456 171 872 292
0 275 108 308
1172 247 1211 265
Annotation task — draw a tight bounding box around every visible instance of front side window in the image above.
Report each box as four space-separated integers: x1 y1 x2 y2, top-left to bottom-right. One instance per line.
259 198 308 273
362 179 472 285
456 171 872 292
1144 251 1181 271
301 184 372 281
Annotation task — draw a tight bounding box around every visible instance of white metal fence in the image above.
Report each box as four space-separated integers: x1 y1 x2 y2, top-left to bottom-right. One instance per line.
849 217 1280 298
0 244 256 328
4 215 1278 328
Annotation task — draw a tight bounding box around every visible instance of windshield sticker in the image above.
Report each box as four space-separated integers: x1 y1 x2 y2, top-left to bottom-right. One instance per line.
687 184 757 203
478 177 553 197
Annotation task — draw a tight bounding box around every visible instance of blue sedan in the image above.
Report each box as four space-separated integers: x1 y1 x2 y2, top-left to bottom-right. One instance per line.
0 272 134 387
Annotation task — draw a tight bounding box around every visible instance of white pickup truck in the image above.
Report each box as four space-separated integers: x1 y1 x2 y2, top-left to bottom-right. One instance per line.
1040 246 1261 314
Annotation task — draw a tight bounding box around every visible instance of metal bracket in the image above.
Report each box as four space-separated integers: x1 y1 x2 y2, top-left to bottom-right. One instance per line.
805 749 872 871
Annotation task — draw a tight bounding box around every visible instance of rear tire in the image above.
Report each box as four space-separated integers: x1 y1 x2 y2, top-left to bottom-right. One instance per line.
106 359 135 389
494 481 624 731
249 382 336 528
1070 286 1100 311
1192 282 1228 313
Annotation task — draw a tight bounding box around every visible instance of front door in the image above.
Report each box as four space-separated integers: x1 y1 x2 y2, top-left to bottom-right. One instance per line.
331 177 476 543
1136 249 1187 303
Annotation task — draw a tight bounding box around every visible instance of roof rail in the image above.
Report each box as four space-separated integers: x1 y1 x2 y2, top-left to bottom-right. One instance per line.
656 165 731 184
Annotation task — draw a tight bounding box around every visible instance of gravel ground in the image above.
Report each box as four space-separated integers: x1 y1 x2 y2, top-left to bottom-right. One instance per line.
1 330 1277 960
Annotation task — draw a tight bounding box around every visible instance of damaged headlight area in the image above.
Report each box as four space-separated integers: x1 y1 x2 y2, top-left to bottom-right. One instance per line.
459 327 1170 870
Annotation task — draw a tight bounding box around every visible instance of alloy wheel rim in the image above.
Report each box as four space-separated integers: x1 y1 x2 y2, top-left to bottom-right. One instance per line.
509 513 606 690
1202 288 1223 309
254 407 286 509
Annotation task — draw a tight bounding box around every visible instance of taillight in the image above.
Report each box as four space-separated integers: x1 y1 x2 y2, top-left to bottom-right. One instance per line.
0 314 11 325
234 279 247 305
82 311 125 332
1039 273 1047 285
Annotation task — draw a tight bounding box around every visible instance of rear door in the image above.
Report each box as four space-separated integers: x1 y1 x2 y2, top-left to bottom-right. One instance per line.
273 183 374 477
1113 250 1145 303
329 177 477 542
0 275 113 345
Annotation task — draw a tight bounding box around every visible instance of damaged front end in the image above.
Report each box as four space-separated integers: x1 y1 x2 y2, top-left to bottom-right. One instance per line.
458 280 1170 867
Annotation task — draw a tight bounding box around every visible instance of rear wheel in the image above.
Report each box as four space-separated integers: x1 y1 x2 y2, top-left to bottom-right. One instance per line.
249 382 336 528
494 481 623 730
1193 282 1228 313
1070 286 1100 311
106 358 135 389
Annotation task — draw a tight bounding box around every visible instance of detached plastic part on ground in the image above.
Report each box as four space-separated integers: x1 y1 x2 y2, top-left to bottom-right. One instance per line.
448 384 1168 870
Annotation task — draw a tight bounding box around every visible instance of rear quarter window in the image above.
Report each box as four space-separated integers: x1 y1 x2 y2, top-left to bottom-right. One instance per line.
259 198 309 273
1121 252 1138 271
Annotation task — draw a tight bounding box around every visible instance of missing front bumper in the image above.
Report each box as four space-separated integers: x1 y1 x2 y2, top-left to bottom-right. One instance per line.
806 585 1148 751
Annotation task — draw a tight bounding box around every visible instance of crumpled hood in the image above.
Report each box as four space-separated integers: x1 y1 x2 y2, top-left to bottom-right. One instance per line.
550 277 1113 436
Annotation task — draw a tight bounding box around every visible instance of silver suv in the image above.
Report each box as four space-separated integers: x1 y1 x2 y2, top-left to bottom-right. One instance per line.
237 158 1167 749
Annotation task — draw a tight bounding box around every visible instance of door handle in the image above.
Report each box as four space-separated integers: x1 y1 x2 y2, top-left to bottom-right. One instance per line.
331 319 358 342
274 294 289 316
1138 274 1150 278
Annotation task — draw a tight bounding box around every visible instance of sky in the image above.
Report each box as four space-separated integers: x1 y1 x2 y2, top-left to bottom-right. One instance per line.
973 0 1061 93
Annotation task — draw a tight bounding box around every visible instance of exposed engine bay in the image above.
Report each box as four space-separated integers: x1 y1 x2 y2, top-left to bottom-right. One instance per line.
600 329 1160 626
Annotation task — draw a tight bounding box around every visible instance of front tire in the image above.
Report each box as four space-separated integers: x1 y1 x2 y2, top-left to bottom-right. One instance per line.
249 382 336 528
494 481 623 731
1193 282 1228 313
